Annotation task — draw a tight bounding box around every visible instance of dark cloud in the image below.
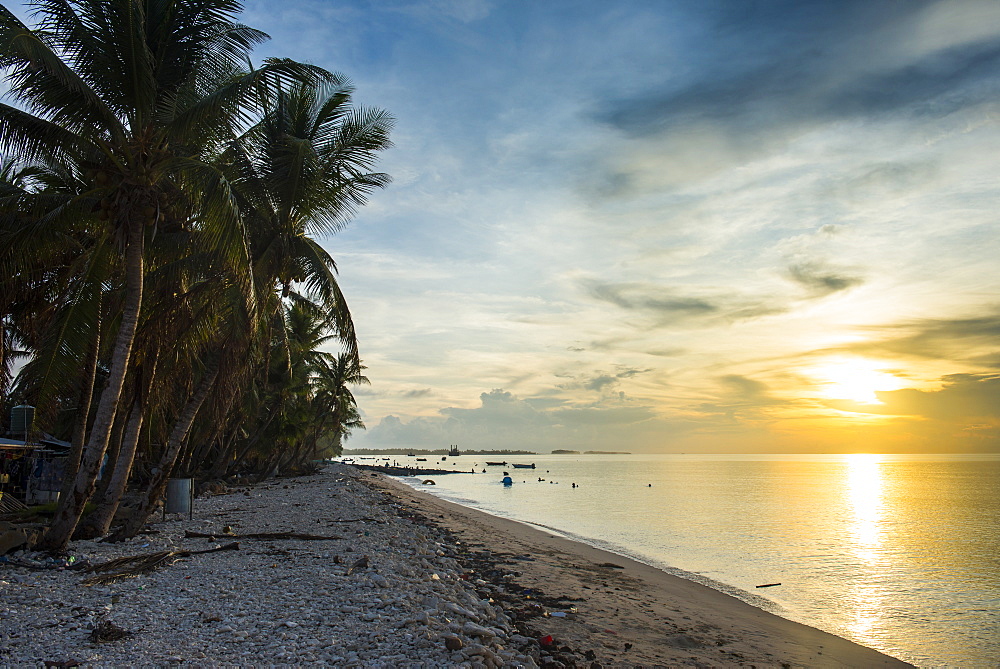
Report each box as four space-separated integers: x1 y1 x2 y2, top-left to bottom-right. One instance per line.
572 367 652 393
594 1 1000 140
719 374 770 399
842 373 1000 418
832 310 1000 363
584 375 617 391
586 281 716 317
788 262 864 297
615 367 650 379
583 280 784 327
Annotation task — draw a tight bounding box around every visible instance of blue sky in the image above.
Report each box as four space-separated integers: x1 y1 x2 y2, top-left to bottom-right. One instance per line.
237 0 1000 453
13 0 998 452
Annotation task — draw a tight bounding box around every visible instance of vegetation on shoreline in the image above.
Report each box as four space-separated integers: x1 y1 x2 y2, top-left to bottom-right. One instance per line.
0 0 391 549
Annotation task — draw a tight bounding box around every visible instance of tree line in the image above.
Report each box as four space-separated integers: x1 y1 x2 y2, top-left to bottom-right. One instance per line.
0 0 391 551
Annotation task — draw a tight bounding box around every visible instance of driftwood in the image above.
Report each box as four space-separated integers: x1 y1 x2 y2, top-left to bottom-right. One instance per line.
183 530 343 541
81 542 239 586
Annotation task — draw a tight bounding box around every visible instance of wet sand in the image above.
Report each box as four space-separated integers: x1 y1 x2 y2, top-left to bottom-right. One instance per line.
376 474 912 668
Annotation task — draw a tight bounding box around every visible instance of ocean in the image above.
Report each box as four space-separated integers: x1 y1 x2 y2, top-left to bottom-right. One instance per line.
370 453 1000 667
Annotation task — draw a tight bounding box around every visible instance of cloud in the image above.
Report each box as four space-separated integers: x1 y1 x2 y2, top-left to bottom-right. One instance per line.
595 1 1000 140
831 373 1000 419
583 375 617 392
562 367 651 393
823 373 1000 449
582 280 785 327
787 262 864 297
833 310 1000 364
359 388 664 451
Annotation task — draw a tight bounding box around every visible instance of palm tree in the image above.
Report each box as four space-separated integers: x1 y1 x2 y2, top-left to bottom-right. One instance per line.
0 0 331 551
194 79 391 482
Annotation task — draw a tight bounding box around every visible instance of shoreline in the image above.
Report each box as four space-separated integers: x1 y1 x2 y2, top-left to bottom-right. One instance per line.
1 463 912 667
375 472 912 668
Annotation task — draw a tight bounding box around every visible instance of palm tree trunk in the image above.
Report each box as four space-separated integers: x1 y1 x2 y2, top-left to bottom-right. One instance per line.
88 401 127 507
57 319 101 507
0 318 6 397
188 387 240 476
215 410 278 479
109 360 219 542
38 221 144 552
205 418 241 479
253 448 285 484
74 399 143 539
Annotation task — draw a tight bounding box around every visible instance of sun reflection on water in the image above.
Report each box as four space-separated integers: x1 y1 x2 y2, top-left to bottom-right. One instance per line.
844 454 887 641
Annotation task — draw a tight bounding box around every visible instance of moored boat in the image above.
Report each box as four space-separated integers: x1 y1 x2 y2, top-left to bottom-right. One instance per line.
511 463 535 469
485 461 507 466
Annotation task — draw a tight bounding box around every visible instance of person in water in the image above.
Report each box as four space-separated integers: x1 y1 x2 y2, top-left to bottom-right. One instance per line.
502 472 513 486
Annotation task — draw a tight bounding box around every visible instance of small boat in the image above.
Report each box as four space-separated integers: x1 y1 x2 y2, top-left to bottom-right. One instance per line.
407 452 415 457
416 458 427 462
511 463 535 469
485 461 507 466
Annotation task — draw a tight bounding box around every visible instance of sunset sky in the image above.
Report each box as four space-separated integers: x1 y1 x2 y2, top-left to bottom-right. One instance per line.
18 0 999 452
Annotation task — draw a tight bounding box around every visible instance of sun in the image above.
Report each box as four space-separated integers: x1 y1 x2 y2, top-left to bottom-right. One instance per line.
811 358 904 404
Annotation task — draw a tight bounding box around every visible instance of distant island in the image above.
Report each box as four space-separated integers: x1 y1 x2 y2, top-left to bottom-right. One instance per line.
548 449 633 455
342 448 536 456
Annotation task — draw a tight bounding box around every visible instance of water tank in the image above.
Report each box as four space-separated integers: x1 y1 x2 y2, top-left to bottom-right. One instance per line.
10 405 34 436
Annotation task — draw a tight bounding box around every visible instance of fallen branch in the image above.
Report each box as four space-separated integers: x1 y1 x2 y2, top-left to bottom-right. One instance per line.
183 530 342 541
81 542 239 586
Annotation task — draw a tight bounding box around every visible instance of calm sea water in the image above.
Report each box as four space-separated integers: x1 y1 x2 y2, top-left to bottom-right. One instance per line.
370 453 1000 667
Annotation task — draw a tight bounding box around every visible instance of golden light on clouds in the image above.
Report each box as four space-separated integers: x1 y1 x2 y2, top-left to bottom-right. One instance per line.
811 358 906 405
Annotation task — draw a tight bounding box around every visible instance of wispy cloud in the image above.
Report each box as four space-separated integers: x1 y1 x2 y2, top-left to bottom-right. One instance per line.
223 0 1000 453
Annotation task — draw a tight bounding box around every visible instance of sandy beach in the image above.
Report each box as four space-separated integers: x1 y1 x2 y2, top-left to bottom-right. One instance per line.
377 474 911 668
0 463 911 667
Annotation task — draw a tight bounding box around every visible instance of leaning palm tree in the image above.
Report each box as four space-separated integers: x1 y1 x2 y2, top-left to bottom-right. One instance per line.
0 0 331 551
230 78 393 353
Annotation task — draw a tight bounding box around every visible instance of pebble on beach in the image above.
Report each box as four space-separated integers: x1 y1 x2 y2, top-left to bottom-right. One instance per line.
0 464 540 668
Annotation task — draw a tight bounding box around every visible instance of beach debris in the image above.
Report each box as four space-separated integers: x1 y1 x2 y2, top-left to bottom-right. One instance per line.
81 542 239 586
1 553 90 571
184 530 342 541
89 619 130 643
462 621 496 639
443 634 464 651
539 634 554 647
422 480 436 485
755 582 782 588
599 562 625 569
346 555 370 575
